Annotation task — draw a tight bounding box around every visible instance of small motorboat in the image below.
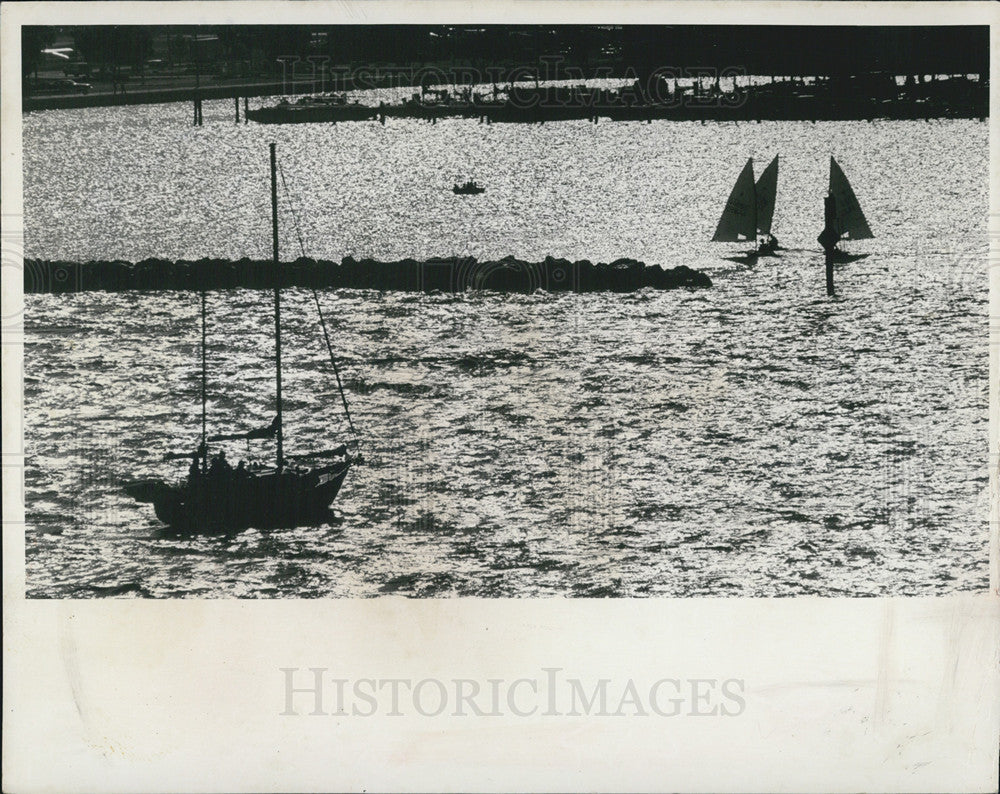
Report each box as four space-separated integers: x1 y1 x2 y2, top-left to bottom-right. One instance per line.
453 180 485 195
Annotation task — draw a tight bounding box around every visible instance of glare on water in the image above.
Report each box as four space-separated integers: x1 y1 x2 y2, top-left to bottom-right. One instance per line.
21 101 988 597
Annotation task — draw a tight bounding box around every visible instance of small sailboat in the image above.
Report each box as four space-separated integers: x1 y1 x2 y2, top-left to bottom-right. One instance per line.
124 143 357 532
818 156 873 259
712 156 780 261
818 156 873 295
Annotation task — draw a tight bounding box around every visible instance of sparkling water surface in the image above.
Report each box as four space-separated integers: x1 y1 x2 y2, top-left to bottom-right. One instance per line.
21 101 988 597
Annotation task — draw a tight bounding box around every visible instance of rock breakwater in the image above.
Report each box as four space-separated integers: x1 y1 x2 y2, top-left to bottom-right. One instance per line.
24 255 712 294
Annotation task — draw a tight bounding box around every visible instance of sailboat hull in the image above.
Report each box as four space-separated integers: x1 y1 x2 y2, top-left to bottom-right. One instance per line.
723 248 781 264
132 461 351 532
828 251 869 264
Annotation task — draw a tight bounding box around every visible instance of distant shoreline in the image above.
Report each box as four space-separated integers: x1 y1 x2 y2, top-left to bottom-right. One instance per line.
23 71 988 122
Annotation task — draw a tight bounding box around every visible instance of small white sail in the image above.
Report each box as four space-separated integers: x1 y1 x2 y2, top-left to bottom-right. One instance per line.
755 156 779 236
712 158 757 242
828 157 873 240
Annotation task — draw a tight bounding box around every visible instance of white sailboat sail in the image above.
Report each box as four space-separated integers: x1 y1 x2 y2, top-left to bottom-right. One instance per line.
828 156 873 240
755 156 779 236
712 158 757 242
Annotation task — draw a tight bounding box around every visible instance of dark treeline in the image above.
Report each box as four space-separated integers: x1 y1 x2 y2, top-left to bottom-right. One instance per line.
24 256 712 294
24 24 989 79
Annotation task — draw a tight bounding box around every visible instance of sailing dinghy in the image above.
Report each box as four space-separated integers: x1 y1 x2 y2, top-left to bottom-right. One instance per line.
818 156 873 295
712 156 780 262
124 143 358 532
818 156 873 262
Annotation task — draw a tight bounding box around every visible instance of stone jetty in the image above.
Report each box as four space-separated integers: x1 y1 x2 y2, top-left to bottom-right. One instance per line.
24 256 712 294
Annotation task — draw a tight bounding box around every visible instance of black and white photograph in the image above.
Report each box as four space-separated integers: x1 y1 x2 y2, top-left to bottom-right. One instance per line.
2 2 998 791
14 19 990 598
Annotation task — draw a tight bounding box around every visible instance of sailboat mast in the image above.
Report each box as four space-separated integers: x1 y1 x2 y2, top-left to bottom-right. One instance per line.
270 142 284 470
200 289 207 470
824 193 837 296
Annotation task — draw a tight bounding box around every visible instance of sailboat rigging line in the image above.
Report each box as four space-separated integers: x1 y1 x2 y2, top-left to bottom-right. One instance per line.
200 289 207 471
312 289 360 446
276 160 361 448
271 143 284 471
276 161 309 261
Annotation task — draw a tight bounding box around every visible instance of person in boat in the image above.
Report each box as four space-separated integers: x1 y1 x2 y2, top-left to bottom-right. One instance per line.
188 451 201 482
235 460 248 478
757 234 779 254
209 451 233 478
819 194 840 254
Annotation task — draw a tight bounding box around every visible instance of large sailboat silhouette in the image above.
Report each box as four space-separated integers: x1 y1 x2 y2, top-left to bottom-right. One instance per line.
124 144 358 531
